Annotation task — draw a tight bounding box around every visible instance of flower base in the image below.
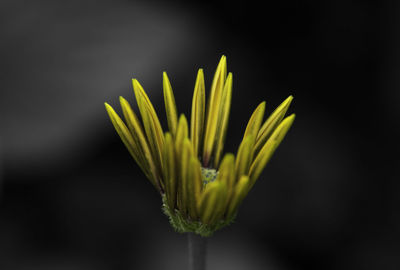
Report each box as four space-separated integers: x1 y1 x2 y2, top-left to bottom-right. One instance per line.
161 195 236 237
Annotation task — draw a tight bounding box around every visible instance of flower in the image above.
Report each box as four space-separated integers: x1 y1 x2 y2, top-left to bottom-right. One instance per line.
105 56 295 236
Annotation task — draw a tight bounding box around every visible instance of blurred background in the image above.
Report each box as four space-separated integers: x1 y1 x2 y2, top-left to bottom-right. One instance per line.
0 0 399 269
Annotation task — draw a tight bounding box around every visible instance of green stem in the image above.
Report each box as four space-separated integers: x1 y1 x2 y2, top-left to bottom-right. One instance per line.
188 233 207 270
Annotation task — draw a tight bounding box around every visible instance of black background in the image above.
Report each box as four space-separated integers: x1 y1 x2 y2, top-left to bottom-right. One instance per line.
0 0 399 269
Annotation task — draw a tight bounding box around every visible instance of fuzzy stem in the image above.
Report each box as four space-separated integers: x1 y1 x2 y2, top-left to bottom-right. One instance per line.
188 233 207 270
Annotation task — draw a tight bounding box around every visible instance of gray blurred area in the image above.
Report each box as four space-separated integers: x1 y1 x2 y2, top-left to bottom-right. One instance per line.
0 0 209 171
0 0 399 269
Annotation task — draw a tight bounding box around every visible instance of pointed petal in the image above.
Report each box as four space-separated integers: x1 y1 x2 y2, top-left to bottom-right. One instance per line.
215 153 235 190
178 138 193 216
234 135 255 181
132 79 165 179
270 114 296 145
249 114 295 188
227 175 250 219
163 72 178 136
198 181 227 224
190 69 205 158
202 55 227 167
105 102 139 161
105 103 159 190
213 72 233 168
187 156 202 219
175 114 189 157
242 101 266 139
198 181 219 224
163 132 177 210
119 96 159 184
254 96 293 155
208 181 228 225
215 153 235 211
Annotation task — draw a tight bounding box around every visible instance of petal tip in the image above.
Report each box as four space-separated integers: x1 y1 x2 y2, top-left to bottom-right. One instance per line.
287 113 296 122
132 78 140 87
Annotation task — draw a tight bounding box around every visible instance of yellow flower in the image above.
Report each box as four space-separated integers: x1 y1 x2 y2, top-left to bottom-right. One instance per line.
105 56 295 236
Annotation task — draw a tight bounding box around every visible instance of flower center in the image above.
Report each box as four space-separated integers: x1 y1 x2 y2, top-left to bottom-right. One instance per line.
201 167 218 185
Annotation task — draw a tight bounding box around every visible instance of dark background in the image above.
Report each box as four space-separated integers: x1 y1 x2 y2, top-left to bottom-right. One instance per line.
0 0 399 269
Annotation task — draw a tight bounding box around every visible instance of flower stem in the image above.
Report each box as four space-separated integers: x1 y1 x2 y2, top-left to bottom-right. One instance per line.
188 233 207 270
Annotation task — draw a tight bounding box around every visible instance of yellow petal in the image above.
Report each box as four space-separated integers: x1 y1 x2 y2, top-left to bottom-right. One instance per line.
208 182 228 225
213 72 233 168
270 114 296 145
227 175 250 219
163 132 177 210
254 96 293 155
187 156 202 219
175 114 189 158
242 101 266 139
202 55 227 167
132 79 165 177
105 103 138 161
215 153 235 211
249 114 295 188
119 96 159 184
215 153 235 190
234 135 255 181
163 72 178 136
198 181 227 224
105 103 159 190
178 138 193 216
190 69 205 158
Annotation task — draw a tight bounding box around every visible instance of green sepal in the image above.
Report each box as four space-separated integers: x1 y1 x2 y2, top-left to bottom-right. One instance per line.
161 194 236 237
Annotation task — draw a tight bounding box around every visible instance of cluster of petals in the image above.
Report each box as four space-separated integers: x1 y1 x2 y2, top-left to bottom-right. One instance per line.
105 56 295 235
